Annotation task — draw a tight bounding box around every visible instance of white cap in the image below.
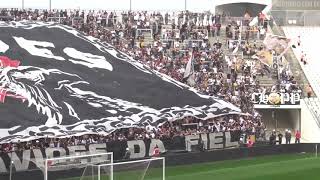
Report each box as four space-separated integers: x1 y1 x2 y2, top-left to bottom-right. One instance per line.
126 148 129 151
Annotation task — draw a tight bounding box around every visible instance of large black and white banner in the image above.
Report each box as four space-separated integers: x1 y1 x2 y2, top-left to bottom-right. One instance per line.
0 22 241 143
0 131 240 173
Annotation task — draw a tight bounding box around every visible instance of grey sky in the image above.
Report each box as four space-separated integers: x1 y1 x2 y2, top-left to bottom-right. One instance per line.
0 0 216 12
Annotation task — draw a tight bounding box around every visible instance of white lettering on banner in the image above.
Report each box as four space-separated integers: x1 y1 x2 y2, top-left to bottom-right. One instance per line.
88 143 107 154
0 156 8 173
209 132 224 149
281 93 289 104
127 140 146 159
185 132 240 151
225 132 239 148
33 149 45 169
10 150 31 171
0 136 239 172
251 93 260 104
45 147 66 164
291 93 300 104
200 133 208 150
88 144 108 163
185 134 200 152
13 37 65 61
148 139 166 156
68 145 86 157
259 93 269 104
252 92 300 105
67 145 90 164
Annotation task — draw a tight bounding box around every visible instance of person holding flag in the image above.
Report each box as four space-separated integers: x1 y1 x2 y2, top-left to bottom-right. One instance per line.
247 137 254 148
0 56 26 103
183 51 195 87
295 130 301 144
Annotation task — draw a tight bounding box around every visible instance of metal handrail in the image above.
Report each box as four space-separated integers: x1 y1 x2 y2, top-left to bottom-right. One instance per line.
304 98 320 127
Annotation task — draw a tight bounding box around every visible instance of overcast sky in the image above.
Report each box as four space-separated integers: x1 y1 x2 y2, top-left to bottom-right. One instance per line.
0 0 216 12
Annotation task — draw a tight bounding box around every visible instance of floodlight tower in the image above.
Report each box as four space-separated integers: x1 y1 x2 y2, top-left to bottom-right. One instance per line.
130 0 132 11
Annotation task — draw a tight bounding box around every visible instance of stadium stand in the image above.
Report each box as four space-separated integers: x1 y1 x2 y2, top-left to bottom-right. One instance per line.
0 7 306 153
3 0 320 179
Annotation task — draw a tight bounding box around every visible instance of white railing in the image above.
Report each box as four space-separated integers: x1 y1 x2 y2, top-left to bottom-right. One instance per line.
282 26 320 127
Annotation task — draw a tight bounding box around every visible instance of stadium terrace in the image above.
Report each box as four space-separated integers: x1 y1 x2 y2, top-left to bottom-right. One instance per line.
0 2 319 180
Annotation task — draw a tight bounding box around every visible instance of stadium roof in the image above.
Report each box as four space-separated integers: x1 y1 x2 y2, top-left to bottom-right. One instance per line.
215 0 272 6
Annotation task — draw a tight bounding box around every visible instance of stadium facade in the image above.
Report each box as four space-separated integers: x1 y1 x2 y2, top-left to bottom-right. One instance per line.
271 0 320 26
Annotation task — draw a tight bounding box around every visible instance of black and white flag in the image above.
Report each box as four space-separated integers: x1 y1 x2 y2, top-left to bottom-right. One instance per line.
0 22 241 143
183 53 196 87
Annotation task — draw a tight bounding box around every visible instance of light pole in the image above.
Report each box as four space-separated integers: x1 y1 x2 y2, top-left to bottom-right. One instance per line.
22 0 24 10
185 0 187 11
9 151 13 180
130 0 132 11
272 110 278 132
49 0 52 11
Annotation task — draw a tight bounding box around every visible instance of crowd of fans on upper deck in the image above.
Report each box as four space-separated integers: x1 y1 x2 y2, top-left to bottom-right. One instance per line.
0 8 303 152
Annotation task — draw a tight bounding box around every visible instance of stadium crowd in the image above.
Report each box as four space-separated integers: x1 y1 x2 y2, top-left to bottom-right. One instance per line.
0 8 302 152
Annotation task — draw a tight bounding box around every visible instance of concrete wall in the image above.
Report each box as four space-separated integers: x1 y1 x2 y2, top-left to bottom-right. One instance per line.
301 99 320 143
257 100 320 143
257 108 300 132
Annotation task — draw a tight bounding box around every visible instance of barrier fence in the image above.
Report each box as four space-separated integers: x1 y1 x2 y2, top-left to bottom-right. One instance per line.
1 142 319 180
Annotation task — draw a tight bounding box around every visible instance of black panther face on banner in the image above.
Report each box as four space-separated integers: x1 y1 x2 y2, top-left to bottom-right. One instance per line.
0 22 241 143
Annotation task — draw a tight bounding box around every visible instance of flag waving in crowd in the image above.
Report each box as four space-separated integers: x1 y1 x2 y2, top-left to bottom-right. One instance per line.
263 34 292 57
183 52 196 87
253 34 292 68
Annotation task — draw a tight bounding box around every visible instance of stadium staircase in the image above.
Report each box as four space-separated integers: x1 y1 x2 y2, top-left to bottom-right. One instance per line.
269 24 309 93
141 31 154 46
270 24 310 95
210 24 275 87
281 26 320 142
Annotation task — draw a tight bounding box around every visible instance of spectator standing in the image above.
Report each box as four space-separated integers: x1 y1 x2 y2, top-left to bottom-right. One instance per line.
278 132 283 144
295 130 301 143
269 130 276 145
247 137 254 148
285 129 291 144
297 36 301 46
152 145 160 157
123 147 131 159
306 84 312 98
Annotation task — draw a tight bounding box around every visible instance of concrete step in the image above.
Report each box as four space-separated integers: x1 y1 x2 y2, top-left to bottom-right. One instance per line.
270 25 311 97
